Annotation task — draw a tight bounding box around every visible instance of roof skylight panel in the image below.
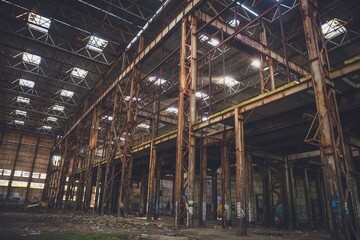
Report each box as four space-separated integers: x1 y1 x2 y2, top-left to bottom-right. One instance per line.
22 52 41 65
71 67 88 79
15 110 27 116
16 96 30 104
60 89 74 98
213 76 239 87
52 104 65 112
165 107 178 114
47 116 58 122
27 12 51 33
86 36 108 53
321 18 347 40
14 120 24 125
19 78 35 88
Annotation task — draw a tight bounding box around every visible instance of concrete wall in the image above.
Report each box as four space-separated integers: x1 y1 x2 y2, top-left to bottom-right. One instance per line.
0 128 54 201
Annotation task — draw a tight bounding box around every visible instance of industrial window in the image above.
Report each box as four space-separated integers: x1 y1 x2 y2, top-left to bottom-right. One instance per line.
3 169 11 176
71 67 88 79
11 181 28 188
52 104 65 112
59 89 74 98
86 35 108 53
40 173 47 179
199 34 220 47
28 12 51 33
46 116 57 122
32 172 40 178
22 52 41 65
30 182 45 189
14 170 22 177
16 96 30 104
22 171 30 178
321 18 347 40
19 78 35 88
52 155 61 166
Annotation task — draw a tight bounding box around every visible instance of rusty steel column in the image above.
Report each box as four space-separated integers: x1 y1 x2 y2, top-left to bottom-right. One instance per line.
316 170 327 228
212 170 218 220
221 143 231 228
84 106 100 210
139 170 147 216
6 132 23 200
25 136 40 202
263 160 273 227
146 142 156 221
300 0 360 238
93 164 102 213
284 156 296 229
303 168 314 228
56 138 71 207
199 145 208 226
174 15 197 230
187 14 197 228
246 151 255 227
234 110 247 236
154 158 162 220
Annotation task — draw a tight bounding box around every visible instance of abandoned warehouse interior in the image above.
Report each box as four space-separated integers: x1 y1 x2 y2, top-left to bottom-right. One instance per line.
1 0 360 239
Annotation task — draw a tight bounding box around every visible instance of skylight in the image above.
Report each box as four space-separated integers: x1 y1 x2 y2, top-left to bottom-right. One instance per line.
213 76 239 87
60 89 74 98
19 78 35 88
165 107 178 114
229 19 240 27
101 115 113 121
41 125 52 131
199 34 220 47
149 76 167 85
251 59 261 68
86 35 108 53
195 91 209 99
28 12 51 33
47 116 57 122
14 120 24 125
71 67 88 79
22 52 41 65
16 96 30 104
125 96 141 101
15 110 27 116
52 104 65 112
137 123 150 129
321 18 347 40
236 2 259 17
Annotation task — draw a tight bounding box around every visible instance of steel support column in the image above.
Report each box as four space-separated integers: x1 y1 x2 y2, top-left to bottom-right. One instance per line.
84 106 100 210
174 15 197 230
303 168 314 228
221 143 231 228
300 0 360 238
25 136 40 202
6 132 23 200
246 151 255 227
154 158 162 220
146 142 156 221
199 145 208 226
234 110 247 236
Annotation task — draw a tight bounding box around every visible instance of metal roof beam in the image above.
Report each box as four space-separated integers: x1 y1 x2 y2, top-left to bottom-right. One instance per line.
54 0 205 149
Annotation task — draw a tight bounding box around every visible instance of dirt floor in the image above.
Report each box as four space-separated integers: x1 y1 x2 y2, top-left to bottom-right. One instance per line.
0 203 330 240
